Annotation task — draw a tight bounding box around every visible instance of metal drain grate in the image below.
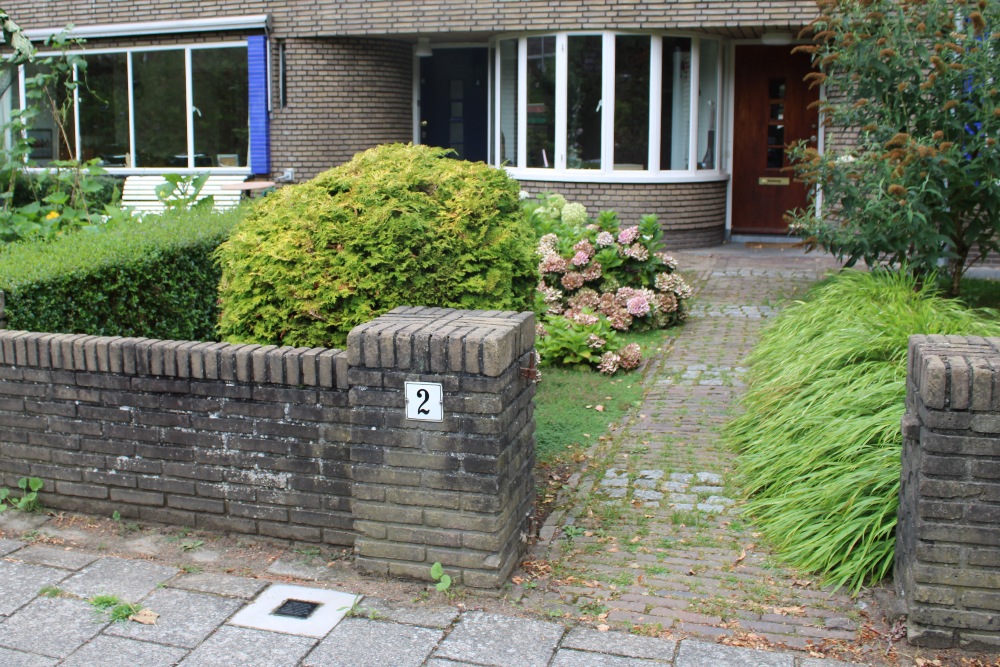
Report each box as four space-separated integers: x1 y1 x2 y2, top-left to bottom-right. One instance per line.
271 599 322 619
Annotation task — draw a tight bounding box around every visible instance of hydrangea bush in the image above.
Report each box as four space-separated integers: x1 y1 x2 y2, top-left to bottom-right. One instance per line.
525 193 692 374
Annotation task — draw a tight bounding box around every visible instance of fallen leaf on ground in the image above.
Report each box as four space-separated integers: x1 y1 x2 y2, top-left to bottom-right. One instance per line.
734 549 747 565
596 624 610 632
594 405 605 412
771 606 806 616
130 609 159 625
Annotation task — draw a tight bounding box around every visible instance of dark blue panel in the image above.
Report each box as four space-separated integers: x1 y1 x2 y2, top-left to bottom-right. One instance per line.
248 34 270 175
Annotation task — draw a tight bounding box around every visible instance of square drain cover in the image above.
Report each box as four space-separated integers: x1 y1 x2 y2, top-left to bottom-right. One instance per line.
273 599 321 619
229 584 360 638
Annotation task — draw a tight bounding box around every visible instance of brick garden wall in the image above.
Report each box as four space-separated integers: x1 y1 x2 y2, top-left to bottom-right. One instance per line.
520 180 727 249
0 307 536 588
897 335 1000 649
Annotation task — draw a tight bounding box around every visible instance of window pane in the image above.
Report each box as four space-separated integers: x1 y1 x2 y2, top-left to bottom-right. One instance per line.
614 35 649 170
0 69 16 151
133 50 186 168
660 38 691 170
697 39 720 170
567 35 602 170
192 47 249 167
498 39 518 166
79 53 130 166
23 62 77 165
526 36 555 168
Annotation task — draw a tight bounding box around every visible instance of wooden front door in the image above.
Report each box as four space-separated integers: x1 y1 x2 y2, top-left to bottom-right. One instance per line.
731 45 819 234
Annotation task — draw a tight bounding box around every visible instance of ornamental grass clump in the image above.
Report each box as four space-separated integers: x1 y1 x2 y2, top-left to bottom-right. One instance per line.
526 193 691 374
215 144 537 347
726 270 1000 592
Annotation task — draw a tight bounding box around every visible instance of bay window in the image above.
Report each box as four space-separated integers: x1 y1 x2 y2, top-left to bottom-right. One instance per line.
494 32 724 178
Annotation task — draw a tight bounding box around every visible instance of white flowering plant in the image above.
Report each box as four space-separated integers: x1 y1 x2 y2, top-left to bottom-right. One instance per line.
525 192 692 374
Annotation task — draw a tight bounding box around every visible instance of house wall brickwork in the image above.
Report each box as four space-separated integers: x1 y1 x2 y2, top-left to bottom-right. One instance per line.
269 38 413 180
5 2 818 38
0 307 536 588
897 335 1000 649
520 180 727 249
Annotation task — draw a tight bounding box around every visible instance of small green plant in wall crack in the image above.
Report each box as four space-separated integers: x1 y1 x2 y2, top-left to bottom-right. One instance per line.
0 477 44 512
430 561 452 593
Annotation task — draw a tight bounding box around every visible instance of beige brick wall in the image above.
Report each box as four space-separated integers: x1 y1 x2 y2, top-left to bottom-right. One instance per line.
270 37 413 180
4 1 818 39
521 180 727 249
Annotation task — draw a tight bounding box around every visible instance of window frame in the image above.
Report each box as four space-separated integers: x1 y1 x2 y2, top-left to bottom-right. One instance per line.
492 31 728 183
17 40 252 175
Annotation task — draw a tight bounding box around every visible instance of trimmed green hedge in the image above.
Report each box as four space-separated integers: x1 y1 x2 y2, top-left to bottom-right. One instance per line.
0 207 245 340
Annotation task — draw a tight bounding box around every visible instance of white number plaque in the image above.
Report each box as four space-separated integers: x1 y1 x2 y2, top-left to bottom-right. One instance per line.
404 382 443 422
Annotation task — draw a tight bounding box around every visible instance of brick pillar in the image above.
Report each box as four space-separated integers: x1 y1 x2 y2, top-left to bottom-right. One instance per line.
347 307 536 588
897 335 1000 649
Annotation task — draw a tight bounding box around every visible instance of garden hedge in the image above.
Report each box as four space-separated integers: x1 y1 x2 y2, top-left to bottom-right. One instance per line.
0 207 244 340
216 143 537 348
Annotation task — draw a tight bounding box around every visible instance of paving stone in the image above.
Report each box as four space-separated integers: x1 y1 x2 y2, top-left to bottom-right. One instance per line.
0 512 51 534
799 658 861 667
669 503 694 510
634 479 659 489
668 473 693 483
690 486 724 494
0 538 25 556
696 503 725 513
551 649 667 666
561 626 677 660
168 571 268 599
0 560 70 615
705 496 735 506
634 490 664 501
106 588 242 648
426 660 481 667
61 635 187 667
61 557 178 601
605 469 627 478
265 556 339 582
674 640 793 667
304 617 443 667
433 612 564 667
662 482 687 492
667 493 697 503
0 645 58 667
7 545 99 570
354 597 460 628
0 597 106 658
638 470 664 480
601 478 629 488
605 488 627 498
178 626 316 667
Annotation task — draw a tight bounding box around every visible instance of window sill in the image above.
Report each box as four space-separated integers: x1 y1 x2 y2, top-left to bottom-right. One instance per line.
504 168 730 184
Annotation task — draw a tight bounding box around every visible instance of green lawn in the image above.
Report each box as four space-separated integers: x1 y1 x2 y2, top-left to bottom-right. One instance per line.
533 328 675 465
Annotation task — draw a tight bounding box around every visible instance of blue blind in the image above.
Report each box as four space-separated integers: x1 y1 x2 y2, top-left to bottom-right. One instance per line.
248 34 270 175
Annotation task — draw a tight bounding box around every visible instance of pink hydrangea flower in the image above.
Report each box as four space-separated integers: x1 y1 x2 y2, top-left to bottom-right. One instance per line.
572 311 599 326
539 253 568 274
571 251 590 267
619 343 642 370
581 263 603 282
626 295 651 317
561 272 585 290
595 231 615 247
587 334 606 349
617 226 639 244
597 351 621 375
624 243 649 261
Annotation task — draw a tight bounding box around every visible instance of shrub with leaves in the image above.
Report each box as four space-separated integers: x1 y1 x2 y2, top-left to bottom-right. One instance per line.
726 270 1000 591
0 206 242 339
789 0 1000 297
525 193 690 372
216 144 536 348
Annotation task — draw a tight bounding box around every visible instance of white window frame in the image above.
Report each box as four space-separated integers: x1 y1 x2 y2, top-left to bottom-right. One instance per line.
17 40 251 175
493 31 729 184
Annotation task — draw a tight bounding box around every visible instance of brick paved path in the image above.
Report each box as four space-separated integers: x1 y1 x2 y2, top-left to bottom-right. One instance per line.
521 247 862 653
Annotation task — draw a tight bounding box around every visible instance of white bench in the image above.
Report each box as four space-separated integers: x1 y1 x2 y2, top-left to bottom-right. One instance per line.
122 174 248 213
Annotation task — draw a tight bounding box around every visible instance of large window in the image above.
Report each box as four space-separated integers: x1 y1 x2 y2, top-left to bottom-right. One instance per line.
17 42 250 171
494 33 723 177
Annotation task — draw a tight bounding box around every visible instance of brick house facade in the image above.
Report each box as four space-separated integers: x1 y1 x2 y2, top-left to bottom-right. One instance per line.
1 1 821 247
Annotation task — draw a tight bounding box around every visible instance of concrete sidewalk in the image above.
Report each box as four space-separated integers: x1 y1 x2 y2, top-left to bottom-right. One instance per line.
0 538 852 666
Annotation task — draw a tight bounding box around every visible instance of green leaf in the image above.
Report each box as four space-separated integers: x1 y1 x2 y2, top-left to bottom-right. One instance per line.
435 575 452 592
429 561 444 581
28 477 43 492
